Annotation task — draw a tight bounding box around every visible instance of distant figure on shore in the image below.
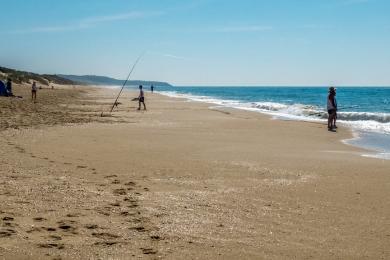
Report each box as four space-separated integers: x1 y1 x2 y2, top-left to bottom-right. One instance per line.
6 78 13 96
138 85 146 110
0 80 7 96
333 88 338 128
327 87 337 131
151 85 154 93
32 81 37 101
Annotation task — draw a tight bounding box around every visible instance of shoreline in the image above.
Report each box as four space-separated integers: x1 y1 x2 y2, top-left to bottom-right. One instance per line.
1 85 389 259
155 89 390 160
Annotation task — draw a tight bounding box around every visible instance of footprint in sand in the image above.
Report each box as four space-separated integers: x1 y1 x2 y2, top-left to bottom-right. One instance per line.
44 227 57 232
0 229 16 237
112 180 121 184
127 203 139 208
94 241 118 246
140 248 157 255
84 224 98 230
48 235 62 241
109 202 121 207
76 165 88 169
3 222 18 228
92 232 120 239
57 220 77 233
15 146 26 154
113 188 127 196
150 235 162 241
132 217 142 223
2 216 17 228
66 213 81 218
105 174 118 178
130 226 146 232
33 217 47 222
38 243 64 249
123 198 137 203
26 227 43 233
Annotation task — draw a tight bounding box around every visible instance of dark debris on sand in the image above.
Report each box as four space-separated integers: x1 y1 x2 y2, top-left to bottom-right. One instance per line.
0 85 111 131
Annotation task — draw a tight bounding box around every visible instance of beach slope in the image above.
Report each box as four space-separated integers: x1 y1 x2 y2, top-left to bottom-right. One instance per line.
0 87 389 259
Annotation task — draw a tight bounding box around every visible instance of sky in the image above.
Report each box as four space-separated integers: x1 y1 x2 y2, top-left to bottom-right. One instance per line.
0 0 389 86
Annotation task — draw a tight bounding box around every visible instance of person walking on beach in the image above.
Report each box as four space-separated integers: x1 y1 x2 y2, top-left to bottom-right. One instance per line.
333 88 338 128
327 87 337 131
31 81 37 101
6 78 13 96
151 85 154 93
138 85 146 110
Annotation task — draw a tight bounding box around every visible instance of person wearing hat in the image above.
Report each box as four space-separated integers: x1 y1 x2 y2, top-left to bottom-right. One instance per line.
327 87 337 131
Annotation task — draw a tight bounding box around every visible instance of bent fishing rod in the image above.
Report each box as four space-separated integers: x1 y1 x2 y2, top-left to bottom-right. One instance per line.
107 53 145 114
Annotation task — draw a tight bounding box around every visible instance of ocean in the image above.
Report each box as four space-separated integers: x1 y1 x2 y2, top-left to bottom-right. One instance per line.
149 86 390 159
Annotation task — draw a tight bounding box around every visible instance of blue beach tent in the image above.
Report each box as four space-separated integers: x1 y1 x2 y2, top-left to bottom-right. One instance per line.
0 80 7 96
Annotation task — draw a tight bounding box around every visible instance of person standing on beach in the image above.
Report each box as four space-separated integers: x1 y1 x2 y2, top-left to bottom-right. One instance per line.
327 87 337 131
333 88 338 128
151 85 154 93
138 85 146 110
6 78 13 96
31 81 37 101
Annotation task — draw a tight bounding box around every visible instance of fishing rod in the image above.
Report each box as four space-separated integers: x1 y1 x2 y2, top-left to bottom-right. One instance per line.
106 52 145 115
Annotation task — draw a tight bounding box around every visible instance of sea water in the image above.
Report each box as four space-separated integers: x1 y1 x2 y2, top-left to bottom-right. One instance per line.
133 86 390 159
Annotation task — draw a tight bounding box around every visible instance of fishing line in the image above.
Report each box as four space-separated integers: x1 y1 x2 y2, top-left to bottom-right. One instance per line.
103 52 145 116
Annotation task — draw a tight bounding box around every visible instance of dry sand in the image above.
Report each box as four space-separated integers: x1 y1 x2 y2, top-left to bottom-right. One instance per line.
0 85 389 259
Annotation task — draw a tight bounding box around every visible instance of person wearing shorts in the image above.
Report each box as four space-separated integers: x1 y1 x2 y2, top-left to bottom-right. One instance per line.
327 87 337 131
138 85 146 110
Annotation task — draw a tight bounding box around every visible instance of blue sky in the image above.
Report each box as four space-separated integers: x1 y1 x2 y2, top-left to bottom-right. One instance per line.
0 0 389 86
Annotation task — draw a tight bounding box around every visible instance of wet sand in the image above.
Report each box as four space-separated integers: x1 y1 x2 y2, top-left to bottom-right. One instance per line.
0 86 389 259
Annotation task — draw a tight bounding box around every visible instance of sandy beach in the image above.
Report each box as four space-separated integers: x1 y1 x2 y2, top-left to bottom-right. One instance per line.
1 85 389 259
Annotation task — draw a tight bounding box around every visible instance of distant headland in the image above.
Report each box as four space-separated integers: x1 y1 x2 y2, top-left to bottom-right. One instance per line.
58 74 172 87
0 66 172 87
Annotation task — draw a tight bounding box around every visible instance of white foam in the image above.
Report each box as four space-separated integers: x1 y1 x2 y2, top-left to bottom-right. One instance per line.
103 85 121 89
337 111 390 123
339 120 390 135
362 153 390 160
